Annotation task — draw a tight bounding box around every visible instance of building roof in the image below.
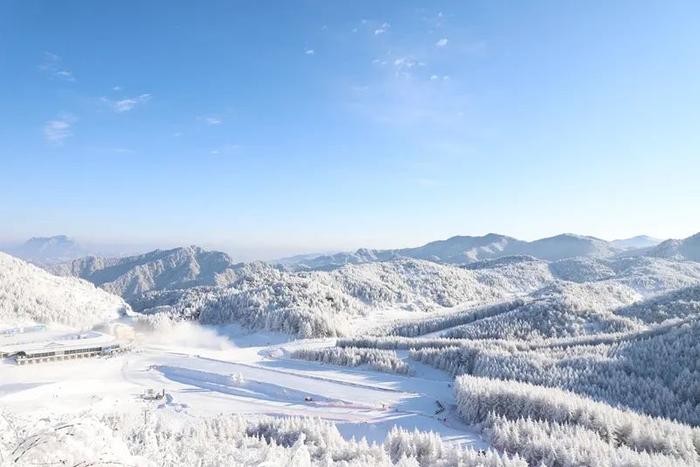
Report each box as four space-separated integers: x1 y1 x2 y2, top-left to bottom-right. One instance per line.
0 329 117 356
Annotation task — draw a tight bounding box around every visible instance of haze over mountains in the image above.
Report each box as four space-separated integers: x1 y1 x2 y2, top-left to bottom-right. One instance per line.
0 235 144 265
3 235 89 264
8 231 698 270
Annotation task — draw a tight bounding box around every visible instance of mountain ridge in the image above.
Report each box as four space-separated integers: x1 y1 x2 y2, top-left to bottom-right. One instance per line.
49 245 242 301
646 233 700 262
279 232 681 270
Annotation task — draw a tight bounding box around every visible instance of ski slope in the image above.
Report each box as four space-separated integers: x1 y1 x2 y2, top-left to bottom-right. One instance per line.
0 322 486 450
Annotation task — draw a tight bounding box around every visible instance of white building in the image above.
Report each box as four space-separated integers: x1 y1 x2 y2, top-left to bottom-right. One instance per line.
0 328 123 365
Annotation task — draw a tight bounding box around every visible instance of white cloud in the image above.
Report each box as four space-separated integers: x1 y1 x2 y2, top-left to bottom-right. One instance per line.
43 114 76 144
392 57 425 77
209 144 240 156
113 85 122 91
393 57 418 69
198 116 222 125
54 70 75 80
346 64 468 130
39 52 75 82
114 94 151 112
429 74 449 81
102 94 151 113
305 49 315 55
435 38 448 47
374 22 390 35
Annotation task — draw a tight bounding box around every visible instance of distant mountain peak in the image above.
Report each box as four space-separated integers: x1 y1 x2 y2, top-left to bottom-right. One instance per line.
27 234 72 242
5 235 88 264
278 232 642 270
611 235 662 251
25 234 76 246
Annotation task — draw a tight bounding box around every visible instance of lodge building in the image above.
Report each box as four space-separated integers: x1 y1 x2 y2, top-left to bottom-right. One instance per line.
0 329 123 365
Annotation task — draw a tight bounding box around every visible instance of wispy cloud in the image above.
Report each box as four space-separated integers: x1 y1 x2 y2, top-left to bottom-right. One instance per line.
430 74 449 81
198 115 223 125
209 144 240 156
43 114 76 144
393 57 420 70
347 40 467 130
102 94 151 113
305 49 315 55
435 38 448 47
374 22 390 35
390 56 426 78
39 52 75 82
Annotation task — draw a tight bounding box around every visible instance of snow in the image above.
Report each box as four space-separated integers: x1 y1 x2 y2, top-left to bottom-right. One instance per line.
49 245 241 301
0 320 487 457
647 232 700 262
3 242 700 465
0 252 130 329
282 232 626 269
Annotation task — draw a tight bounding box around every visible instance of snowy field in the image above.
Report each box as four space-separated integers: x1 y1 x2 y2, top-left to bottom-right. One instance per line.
0 322 486 456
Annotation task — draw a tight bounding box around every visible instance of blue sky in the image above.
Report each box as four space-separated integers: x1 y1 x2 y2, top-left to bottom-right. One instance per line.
1 1 698 259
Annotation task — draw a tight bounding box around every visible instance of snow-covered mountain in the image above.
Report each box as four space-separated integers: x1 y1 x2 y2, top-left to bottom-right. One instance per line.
646 232 700 261
124 253 700 339
4 235 89 264
521 234 618 261
128 257 555 337
49 246 241 302
549 255 700 294
610 235 662 250
280 233 631 270
47 241 700 338
0 252 130 328
396 233 524 263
